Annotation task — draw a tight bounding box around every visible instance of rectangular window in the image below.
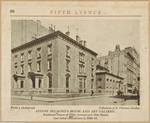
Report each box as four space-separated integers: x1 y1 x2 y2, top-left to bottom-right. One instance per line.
111 59 113 65
66 60 70 71
82 66 84 73
21 81 24 88
105 58 108 64
91 58 94 66
79 79 82 89
91 79 94 89
91 80 94 89
21 65 24 74
66 46 70 57
79 65 82 74
84 79 85 88
91 83 93 89
111 66 113 71
48 44 52 55
79 53 81 61
66 77 69 88
37 61 41 72
49 76 52 88
79 52 85 63
37 48 41 58
91 68 94 77
79 64 85 74
48 59 52 70
99 60 101 66
28 63 32 72
21 53 24 62
15 66 17 74
104 60 108 69
28 51 32 60
14 55 17 63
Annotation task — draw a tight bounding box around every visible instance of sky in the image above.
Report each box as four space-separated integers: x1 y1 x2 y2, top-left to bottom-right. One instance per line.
33 19 140 56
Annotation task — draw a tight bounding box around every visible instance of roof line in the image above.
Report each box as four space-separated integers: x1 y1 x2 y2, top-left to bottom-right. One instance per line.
11 31 98 56
96 72 124 79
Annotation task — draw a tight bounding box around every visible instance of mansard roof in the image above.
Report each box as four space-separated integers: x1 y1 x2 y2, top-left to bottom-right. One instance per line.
11 31 98 56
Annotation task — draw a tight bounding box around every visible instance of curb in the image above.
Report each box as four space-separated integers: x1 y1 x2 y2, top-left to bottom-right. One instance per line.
12 95 102 103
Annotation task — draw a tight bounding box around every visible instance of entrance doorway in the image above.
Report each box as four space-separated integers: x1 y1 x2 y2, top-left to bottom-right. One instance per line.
21 81 24 88
39 79 41 88
30 77 35 88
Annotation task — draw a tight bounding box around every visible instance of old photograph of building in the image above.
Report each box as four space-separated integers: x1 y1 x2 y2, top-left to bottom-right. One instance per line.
11 19 140 105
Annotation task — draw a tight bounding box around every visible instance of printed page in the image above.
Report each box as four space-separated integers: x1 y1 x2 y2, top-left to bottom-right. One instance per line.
1 1 149 122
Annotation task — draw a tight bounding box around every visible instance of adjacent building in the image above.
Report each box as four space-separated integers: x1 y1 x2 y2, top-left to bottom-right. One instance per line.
11 20 49 48
96 45 140 94
11 21 98 97
96 65 124 95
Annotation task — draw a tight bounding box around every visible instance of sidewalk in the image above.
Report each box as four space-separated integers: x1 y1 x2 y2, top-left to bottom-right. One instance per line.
12 95 103 103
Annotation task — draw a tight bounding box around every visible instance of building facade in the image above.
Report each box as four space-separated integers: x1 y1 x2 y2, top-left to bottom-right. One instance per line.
96 45 140 94
11 25 97 97
96 65 124 95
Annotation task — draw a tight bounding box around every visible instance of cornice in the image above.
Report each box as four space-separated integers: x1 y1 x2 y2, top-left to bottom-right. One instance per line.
11 31 98 56
96 72 124 80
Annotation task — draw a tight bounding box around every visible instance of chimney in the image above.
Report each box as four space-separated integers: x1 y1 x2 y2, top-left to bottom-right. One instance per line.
32 33 37 40
54 25 56 31
79 40 83 45
37 20 41 38
65 26 70 37
76 35 80 42
76 28 80 42
83 41 86 47
115 45 120 51
49 24 54 34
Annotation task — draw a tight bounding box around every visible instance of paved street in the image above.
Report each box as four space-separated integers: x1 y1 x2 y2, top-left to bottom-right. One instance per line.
11 95 138 105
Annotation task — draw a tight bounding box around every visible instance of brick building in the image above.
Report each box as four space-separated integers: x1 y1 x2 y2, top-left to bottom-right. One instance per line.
96 45 140 94
11 21 97 97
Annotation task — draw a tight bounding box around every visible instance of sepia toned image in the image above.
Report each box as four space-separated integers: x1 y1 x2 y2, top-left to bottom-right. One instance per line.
11 19 140 105
1 1 149 122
